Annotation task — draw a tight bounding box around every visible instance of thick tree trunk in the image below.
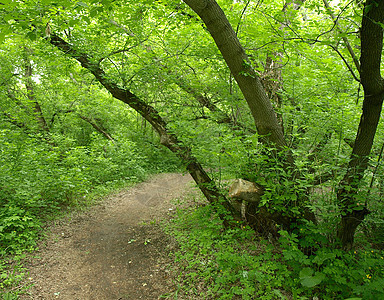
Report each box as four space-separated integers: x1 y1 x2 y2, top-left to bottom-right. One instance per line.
49 34 237 221
183 0 288 153
337 0 384 250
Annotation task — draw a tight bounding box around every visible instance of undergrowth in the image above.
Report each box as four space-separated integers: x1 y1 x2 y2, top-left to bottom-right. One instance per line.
0 130 180 298
165 195 384 300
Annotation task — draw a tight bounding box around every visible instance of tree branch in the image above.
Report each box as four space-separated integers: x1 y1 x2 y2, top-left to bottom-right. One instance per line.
79 115 116 143
322 0 361 73
329 44 360 82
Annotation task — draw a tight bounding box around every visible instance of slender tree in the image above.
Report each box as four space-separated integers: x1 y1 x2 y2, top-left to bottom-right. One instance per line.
336 0 384 250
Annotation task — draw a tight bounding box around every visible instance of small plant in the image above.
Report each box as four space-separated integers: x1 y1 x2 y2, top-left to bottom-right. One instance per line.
0 253 30 299
277 228 384 299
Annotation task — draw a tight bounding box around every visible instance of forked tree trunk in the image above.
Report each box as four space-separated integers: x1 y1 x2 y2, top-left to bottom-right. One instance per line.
337 0 384 250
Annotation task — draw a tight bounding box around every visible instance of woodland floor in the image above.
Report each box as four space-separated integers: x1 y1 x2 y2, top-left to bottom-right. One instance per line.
20 173 195 300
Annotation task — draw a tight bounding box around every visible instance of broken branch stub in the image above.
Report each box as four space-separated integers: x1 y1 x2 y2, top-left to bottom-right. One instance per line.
228 179 264 204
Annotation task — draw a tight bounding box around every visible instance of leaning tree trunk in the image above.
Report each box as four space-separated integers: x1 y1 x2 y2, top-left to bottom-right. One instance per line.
183 0 288 155
48 34 238 222
337 0 384 250
23 48 49 132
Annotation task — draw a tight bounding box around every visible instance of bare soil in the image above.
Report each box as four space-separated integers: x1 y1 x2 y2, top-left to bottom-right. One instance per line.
20 173 194 300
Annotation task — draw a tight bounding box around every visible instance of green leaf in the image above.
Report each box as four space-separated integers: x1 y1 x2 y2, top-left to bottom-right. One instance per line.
0 32 5 44
0 0 12 5
299 268 325 287
299 267 313 278
76 1 88 7
82 16 90 24
69 19 79 27
25 31 37 41
90 7 99 18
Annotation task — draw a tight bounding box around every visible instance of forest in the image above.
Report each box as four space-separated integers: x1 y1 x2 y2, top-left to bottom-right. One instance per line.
1 0 384 298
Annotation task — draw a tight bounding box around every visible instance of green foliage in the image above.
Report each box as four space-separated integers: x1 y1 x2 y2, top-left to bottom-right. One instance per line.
166 197 384 299
278 229 384 299
0 253 29 299
0 128 178 255
0 114 179 295
0 206 40 254
1 0 384 297
0 35 181 260
166 199 289 299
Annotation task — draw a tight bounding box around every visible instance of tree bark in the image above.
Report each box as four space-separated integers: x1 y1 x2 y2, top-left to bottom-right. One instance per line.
337 0 384 250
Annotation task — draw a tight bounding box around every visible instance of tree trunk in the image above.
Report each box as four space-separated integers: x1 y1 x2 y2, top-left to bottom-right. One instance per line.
49 34 238 222
337 0 384 250
23 48 49 132
183 0 288 153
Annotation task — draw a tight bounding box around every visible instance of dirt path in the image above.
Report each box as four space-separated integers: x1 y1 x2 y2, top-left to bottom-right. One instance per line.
21 173 194 300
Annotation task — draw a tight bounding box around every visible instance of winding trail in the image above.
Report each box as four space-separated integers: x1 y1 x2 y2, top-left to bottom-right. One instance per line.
21 173 194 300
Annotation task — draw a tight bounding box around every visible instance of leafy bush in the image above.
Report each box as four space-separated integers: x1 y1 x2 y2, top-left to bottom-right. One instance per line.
278 229 384 299
0 206 41 254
